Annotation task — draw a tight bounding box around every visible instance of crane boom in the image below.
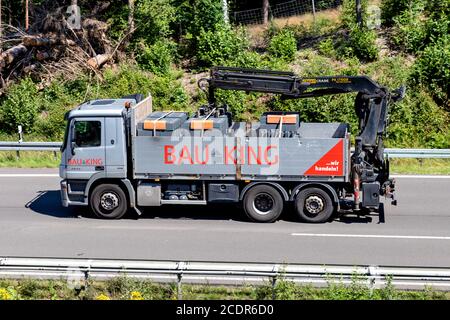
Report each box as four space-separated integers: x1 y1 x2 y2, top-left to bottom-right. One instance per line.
207 66 385 100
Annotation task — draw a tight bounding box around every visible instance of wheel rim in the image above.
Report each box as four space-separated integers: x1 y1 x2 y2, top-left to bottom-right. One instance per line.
100 192 120 211
304 195 324 216
253 193 274 215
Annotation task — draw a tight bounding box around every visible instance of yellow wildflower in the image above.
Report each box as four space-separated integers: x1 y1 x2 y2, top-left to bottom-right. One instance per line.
95 293 110 300
130 291 144 300
0 288 12 300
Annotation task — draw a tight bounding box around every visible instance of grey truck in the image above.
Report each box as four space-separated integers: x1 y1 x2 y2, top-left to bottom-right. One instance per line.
59 67 404 223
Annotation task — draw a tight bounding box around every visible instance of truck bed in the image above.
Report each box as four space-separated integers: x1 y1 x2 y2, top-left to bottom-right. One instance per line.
132 121 350 182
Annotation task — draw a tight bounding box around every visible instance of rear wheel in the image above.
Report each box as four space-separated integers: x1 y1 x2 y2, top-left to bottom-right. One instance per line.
295 187 334 223
243 185 284 223
90 184 128 219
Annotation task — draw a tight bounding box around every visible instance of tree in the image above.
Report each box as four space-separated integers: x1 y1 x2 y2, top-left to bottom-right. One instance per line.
263 0 269 25
128 0 135 33
0 0 2 39
25 0 28 31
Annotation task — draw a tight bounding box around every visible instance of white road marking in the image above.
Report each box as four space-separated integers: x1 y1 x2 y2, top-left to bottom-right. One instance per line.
0 174 59 177
291 233 450 240
391 175 450 179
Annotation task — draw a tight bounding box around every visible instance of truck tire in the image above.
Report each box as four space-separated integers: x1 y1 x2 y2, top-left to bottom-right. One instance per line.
243 185 284 223
90 184 128 219
295 187 334 223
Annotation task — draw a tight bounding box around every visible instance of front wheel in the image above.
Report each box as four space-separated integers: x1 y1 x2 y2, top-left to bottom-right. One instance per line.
90 184 128 219
243 185 284 223
295 187 334 223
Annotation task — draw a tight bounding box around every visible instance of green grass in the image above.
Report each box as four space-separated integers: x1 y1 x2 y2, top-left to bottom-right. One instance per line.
390 158 450 175
0 277 449 300
0 151 60 168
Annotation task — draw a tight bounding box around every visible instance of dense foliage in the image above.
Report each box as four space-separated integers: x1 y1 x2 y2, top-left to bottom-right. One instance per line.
0 0 448 148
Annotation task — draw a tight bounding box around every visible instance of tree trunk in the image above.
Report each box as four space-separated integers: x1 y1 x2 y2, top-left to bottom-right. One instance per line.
25 0 29 31
356 0 362 28
87 53 111 69
262 0 270 25
0 0 3 39
222 0 229 25
0 44 28 66
128 0 135 33
23 35 76 47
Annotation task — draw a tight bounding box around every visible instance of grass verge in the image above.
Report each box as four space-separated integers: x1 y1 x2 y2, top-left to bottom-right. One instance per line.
0 276 449 300
0 151 60 168
390 158 450 175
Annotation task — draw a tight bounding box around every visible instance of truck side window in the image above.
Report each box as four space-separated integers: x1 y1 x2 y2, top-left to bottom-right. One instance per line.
74 121 101 147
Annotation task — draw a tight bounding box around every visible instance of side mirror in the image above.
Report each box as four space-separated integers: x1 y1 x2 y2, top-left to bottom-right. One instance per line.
70 141 76 155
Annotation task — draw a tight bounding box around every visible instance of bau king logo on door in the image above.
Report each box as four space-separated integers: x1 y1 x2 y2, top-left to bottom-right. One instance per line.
68 158 103 166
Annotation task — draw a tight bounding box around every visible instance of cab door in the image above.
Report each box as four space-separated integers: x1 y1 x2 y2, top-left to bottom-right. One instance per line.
65 117 106 180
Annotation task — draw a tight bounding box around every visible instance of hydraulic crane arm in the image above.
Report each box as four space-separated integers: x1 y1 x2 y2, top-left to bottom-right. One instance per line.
202 66 404 151
206 66 385 100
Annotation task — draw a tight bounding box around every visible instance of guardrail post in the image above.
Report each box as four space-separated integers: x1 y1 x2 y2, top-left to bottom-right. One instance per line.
271 275 277 300
271 264 280 300
176 262 185 300
17 125 23 160
177 272 183 300
368 265 378 296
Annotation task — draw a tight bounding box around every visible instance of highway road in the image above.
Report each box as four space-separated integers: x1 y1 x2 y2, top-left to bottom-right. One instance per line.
0 168 449 267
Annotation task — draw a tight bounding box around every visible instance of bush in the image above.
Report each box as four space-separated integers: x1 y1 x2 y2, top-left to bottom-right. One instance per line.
267 29 297 62
102 64 188 110
412 36 450 106
387 89 450 148
175 0 224 40
0 78 39 133
136 39 177 75
391 2 427 53
149 75 189 110
101 64 154 99
34 83 78 139
318 37 336 58
337 26 379 61
133 0 176 45
196 24 249 67
341 0 369 28
381 0 414 26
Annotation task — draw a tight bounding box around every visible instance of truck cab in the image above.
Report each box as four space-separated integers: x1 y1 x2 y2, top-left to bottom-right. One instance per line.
60 98 134 215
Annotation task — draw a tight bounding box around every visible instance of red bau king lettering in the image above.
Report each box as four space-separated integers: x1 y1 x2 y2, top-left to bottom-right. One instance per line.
68 158 103 166
164 145 278 166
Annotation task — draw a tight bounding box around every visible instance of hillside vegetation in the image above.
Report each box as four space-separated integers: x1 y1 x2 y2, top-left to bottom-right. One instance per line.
0 0 448 149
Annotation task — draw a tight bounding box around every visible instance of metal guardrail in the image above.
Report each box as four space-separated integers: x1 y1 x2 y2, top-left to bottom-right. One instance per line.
384 148 450 159
1 257 450 294
0 142 449 159
0 141 62 152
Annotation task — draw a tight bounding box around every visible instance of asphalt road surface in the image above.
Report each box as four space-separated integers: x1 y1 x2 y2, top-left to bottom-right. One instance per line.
0 168 449 267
